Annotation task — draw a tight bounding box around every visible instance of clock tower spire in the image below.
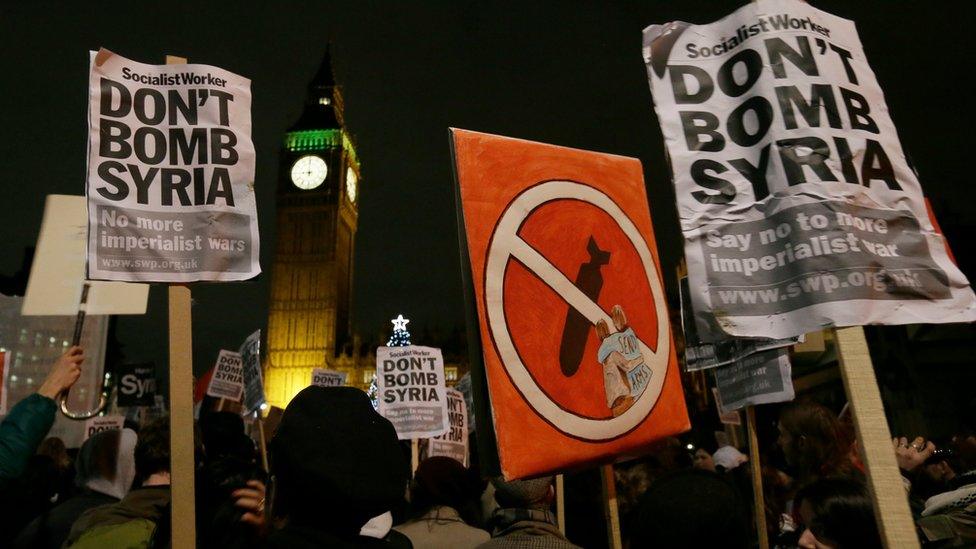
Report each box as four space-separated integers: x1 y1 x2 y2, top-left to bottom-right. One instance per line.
265 46 361 408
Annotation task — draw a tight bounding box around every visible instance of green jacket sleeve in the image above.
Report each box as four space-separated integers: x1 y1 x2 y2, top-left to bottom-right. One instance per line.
0 393 57 481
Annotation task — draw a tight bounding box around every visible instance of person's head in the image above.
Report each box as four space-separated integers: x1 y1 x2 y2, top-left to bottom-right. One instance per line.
491 476 554 510
270 386 408 536
652 437 695 471
411 456 479 522
693 448 716 472
951 430 976 472
77 428 137 499
712 446 748 472
37 437 72 471
777 402 850 481
135 416 171 483
200 411 256 463
687 435 717 472
795 477 881 549
629 469 749 548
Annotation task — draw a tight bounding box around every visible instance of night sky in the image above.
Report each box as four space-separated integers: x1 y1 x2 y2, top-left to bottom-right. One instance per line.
1 1 972 377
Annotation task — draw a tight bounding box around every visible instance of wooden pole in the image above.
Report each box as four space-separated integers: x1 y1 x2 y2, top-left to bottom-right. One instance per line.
745 406 769 549
834 326 919 549
411 438 420 474
168 283 195 549
164 54 195 549
555 473 566 536
255 413 269 472
600 464 622 549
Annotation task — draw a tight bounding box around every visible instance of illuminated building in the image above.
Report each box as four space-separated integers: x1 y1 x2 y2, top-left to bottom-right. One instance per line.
264 49 361 408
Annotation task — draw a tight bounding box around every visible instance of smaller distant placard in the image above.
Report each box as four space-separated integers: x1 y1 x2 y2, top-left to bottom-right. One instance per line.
117 362 157 407
239 330 266 414
714 349 794 412
207 350 244 401
376 345 448 440
311 368 347 388
428 388 469 467
84 415 125 441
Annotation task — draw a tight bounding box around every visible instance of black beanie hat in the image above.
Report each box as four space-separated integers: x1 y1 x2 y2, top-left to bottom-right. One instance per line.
200 411 255 460
630 469 749 548
270 386 408 531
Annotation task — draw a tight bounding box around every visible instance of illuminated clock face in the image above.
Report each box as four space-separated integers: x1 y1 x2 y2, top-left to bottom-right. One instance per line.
290 155 328 190
346 167 358 202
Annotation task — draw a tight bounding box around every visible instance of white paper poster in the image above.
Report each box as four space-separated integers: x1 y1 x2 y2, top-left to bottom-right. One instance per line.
22 195 148 316
84 415 124 441
679 275 800 369
207 350 244 401
376 345 449 440
643 0 975 339
311 368 347 388
714 348 794 412
428 388 469 467
239 330 265 414
86 48 259 282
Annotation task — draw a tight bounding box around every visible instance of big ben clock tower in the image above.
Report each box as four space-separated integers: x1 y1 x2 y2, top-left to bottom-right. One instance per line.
265 49 360 408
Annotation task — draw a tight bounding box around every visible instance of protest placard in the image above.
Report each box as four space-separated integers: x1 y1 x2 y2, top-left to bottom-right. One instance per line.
86 48 259 282
679 275 799 370
207 350 244 401
376 345 449 440
22 195 149 316
84 415 125 441
455 372 476 433
712 388 742 426
451 129 689 479
117 362 157 407
239 330 265 414
643 0 975 340
311 368 347 388
428 389 469 467
714 349 794 412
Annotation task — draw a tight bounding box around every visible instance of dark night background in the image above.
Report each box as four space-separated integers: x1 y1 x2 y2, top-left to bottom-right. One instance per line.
1 1 972 377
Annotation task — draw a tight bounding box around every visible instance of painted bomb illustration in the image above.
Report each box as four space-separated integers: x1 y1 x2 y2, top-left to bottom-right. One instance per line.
559 237 652 416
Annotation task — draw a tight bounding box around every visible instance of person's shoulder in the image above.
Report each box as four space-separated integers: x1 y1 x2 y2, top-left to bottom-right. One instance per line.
264 525 411 549
65 517 156 549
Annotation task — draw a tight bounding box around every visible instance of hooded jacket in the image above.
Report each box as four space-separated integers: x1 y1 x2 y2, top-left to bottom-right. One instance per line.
12 428 137 549
64 485 171 548
0 394 56 485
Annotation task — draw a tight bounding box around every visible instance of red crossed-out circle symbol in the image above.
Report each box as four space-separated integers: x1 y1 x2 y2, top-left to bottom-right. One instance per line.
485 180 671 441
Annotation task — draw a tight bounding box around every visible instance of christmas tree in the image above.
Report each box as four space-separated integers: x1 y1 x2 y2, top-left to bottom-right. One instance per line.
387 314 411 346
369 315 412 409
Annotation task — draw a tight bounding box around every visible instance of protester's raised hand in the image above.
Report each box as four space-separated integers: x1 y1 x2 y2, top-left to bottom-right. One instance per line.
37 346 84 399
233 479 268 533
892 436 935 472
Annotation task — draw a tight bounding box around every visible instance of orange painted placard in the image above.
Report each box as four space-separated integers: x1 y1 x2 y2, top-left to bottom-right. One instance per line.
451 129 689 479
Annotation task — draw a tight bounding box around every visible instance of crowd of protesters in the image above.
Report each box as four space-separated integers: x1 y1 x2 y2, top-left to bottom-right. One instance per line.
2 347 975 548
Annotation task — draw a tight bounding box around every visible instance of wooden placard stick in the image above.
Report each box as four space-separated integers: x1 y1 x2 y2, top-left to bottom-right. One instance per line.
411 439 420 474
556 473 566 536
600 464 622 549
745 406 769 549
165 55 196 549
834 326 919 549
255 413 269 472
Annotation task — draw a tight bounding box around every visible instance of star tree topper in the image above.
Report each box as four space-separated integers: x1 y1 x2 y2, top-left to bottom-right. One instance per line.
392 314 410 331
